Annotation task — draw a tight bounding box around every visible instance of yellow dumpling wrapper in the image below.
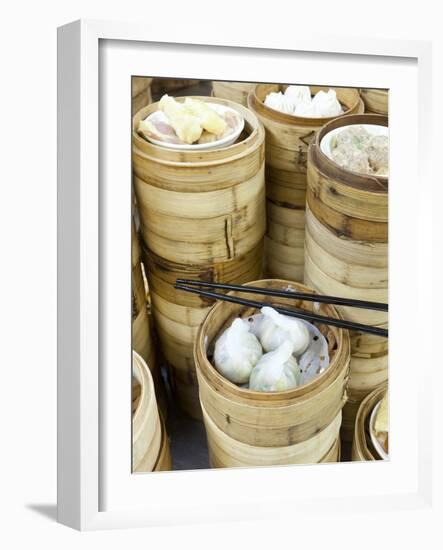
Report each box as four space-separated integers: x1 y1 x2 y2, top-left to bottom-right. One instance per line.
159 94 203 144
374 392 388 433
184 98 227 137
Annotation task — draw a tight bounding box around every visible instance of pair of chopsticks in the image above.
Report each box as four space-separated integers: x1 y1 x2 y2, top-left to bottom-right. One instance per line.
174 279 388 337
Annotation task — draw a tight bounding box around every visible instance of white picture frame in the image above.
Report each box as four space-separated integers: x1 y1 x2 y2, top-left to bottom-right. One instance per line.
57 19 435 531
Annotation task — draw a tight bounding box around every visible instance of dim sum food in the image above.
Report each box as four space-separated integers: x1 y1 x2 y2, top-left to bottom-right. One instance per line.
211 306 329 391
264 91 294 114
329 125 388 176
159 94 203 144
263 85 343 118
249 340 300 392
184 97 227 137
247 306 310 355
138 94 241 148
213 318 263 384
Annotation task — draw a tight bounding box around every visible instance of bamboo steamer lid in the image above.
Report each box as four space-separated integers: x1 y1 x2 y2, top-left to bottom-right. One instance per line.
132 77 153 116
195 279 351 448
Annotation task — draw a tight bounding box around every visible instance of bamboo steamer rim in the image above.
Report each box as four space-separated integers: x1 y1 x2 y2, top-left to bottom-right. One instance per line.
353 382 388 460
133 96 264 167
195 279 350 403
310 113 389 193
202 401 342 461
249 84 363 127
142 240 264 276
132 351 156 430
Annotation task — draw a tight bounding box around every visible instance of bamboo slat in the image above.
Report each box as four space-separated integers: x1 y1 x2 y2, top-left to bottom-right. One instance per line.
132 77 153 116
212 81 257 106
142 243 264 420
133 96 266 266
132 352 162 471
133 97 266 417
132 220 156 373
360 89 389 115
248 84 364 282
195 279 350 453
352 382 388 461
304 114 389 444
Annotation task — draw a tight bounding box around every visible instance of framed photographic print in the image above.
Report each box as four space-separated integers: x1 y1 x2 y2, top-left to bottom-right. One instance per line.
57 19 434 531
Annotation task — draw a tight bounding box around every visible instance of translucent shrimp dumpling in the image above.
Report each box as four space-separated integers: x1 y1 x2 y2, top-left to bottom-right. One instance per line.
213 318 263 384
253 306 310 356
249 340 300 392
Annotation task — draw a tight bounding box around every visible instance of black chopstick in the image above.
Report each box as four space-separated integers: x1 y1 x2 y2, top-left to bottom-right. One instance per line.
174 283 388 337
175 279 388 312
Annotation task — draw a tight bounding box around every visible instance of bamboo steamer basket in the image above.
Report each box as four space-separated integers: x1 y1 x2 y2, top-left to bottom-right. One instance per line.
133 96 266 266
143 243 263 419
212 81 257 106
360 89 388 115
195 279 351 449
135 414 173 472
352 382 388 461
132 220 156 372
204 405 342 468
132 77 153 116
132 352 162 471
248 84 364 281
151 78 201 96
304 113 388 442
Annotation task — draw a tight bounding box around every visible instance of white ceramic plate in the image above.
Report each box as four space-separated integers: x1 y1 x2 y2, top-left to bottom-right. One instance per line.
320 123 389 161
143 102 244 151
369 400 389 460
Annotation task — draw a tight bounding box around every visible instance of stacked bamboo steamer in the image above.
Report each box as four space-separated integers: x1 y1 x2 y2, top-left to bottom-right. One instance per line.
151 78 202 97
132 352 172 472
360 89 388 115
195 279 351 468
132 219 156 373
133 96 266 419
248 84 364 282
304 113 388 443
212 81 257 107
352 383 388 461
132 77 153 116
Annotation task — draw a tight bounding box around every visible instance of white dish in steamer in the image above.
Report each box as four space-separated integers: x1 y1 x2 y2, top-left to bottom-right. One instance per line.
143 102 245 151
320 123 389 163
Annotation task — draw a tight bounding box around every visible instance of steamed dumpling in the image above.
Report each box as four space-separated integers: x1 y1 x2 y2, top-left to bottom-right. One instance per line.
158 94 203 144
251 306 310 355
264 92 294 114
249 340 300 392
284 85 311 105
184 97 227 137
311 89 343 117
214 318 263 384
